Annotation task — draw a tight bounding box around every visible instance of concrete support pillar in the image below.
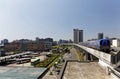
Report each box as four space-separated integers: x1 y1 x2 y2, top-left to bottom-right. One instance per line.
83 52 88 61
90 54 93 61
83 52 93 61
79 49 93 61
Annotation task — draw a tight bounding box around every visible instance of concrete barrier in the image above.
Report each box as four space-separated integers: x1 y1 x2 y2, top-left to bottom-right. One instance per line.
58 60 67 79
37 68 50 79
58 59 89 79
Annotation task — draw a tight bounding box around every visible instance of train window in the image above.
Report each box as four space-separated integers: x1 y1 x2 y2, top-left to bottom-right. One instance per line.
100 39 110 46
102 41 107 46
102 41 104 46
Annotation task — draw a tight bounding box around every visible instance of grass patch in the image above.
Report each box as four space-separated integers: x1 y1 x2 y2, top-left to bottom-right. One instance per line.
35 52 64 68
76 49 84 61
35 54 59 67
47 53 64 68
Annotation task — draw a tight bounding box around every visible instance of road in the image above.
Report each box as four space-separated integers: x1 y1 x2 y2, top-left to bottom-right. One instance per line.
69 48 78 60
63 48 78 61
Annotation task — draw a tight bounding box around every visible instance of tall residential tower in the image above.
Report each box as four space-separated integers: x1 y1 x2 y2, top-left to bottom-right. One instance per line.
73 29 83 44
98 33 103 39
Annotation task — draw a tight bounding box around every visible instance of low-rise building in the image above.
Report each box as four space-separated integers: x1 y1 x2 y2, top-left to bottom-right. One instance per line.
44 41 52 51
4 38 52 52
112 39 120 47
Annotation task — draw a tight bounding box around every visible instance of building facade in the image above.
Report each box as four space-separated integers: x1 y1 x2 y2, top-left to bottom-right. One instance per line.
98 33 103 39
73 29 83 44
112 39 120 47
4 38 52 52
1 39 9 45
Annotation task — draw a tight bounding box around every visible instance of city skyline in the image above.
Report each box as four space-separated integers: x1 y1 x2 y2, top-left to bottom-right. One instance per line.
0 0 120 41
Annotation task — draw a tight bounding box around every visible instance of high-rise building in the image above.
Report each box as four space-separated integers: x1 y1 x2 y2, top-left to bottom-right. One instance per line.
1 39 9 45
98 33 103 39
73 29 83 44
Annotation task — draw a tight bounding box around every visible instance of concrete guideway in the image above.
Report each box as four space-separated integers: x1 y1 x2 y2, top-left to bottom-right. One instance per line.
61 43 120 66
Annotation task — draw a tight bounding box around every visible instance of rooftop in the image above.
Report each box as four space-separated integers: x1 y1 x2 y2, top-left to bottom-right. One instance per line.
0 66 47 79
63 62 114 79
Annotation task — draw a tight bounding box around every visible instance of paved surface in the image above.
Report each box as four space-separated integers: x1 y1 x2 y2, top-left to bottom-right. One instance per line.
0 66 47 79
0 52 31 60
63 48 78 60
63 62 114 79
69 48 78 60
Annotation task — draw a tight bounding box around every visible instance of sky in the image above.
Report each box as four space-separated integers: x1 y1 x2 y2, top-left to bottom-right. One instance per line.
0 0 120 42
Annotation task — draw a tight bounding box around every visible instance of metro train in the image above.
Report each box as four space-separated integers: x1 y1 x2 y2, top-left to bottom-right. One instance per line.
81 38 111 53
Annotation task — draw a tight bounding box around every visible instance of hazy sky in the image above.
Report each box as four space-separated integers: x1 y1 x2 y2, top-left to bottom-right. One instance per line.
0 0 120 41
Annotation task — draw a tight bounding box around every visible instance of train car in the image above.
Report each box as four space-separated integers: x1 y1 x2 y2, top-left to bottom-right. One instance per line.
99 38 110 52
83 38 110 53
